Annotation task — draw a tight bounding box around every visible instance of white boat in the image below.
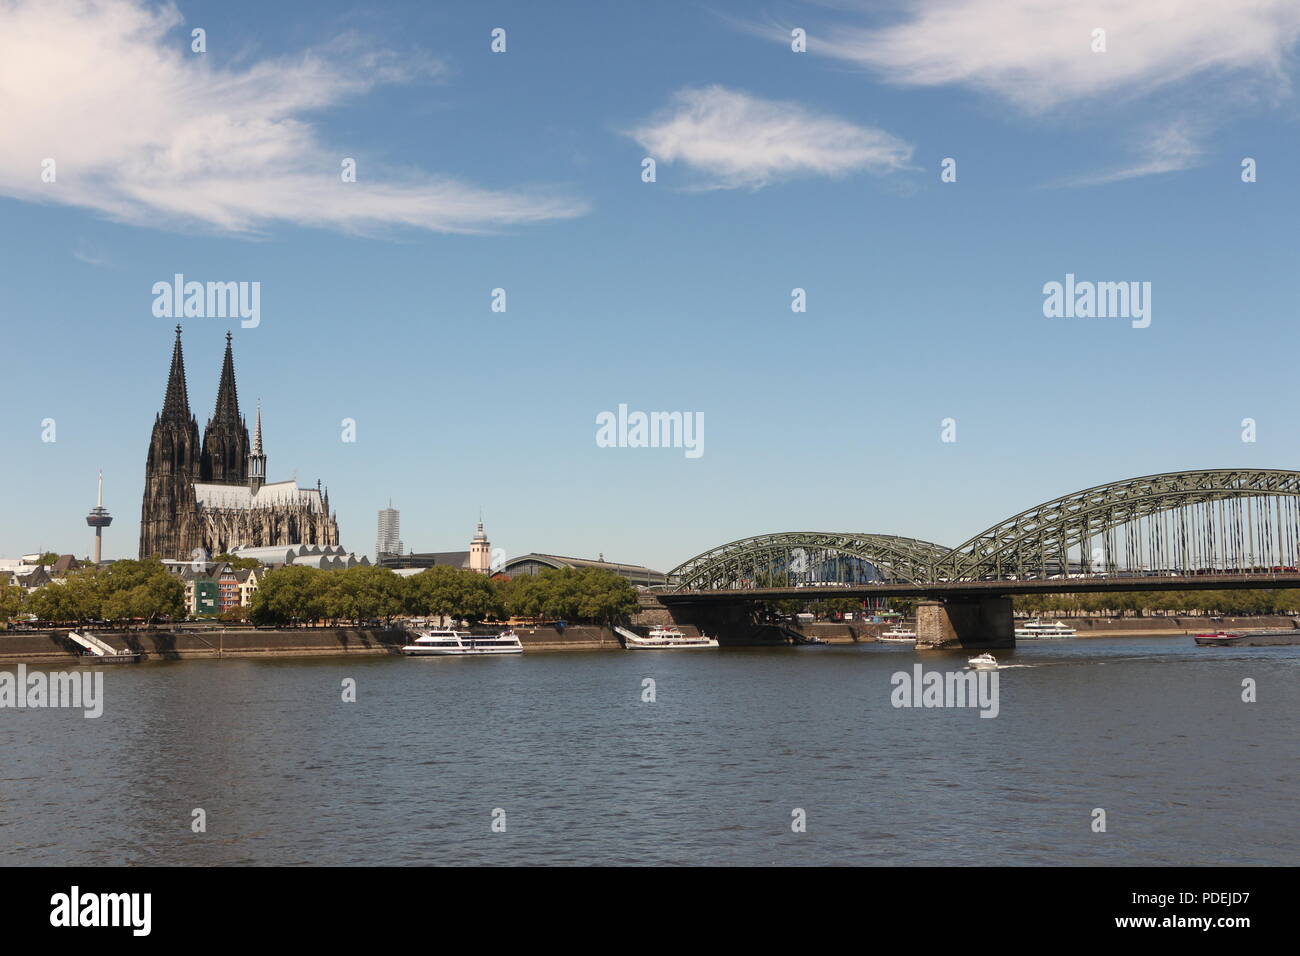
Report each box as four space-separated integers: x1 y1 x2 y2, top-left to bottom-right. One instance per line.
1014 619 1076 639
623 625 719 650
968 653 999 670
401 628 523 656
878 626 917 643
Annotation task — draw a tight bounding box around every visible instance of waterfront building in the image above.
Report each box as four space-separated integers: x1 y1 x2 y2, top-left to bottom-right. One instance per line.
161 559 262 609
177 566 220 618
469 521 491 574
0 561 52 591
139 327 340 560
379 521 494 573
376 504 403 560
2 555 79 589
235 567 260 606
377 551 438 570
229 543 370 569
499 553 667 587
216 567 242 612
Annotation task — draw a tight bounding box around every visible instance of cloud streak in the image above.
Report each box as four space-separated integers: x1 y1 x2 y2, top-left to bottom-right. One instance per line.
0 0 586 235
803 0 1300 112
626 85 913 190
1057 119 1206 186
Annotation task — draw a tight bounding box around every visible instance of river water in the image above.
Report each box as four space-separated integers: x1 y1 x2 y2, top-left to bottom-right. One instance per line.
2 637 1296 866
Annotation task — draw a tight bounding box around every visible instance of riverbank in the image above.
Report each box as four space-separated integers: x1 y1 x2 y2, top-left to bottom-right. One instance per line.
799 615 1300 642
0 624 638 664
1035 614 1297 637
4 615 1295 664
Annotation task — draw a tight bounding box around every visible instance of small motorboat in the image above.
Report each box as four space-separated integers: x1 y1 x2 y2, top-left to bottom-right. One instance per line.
1194 629 1300 647
1193 631 1243 646
967 653 999 670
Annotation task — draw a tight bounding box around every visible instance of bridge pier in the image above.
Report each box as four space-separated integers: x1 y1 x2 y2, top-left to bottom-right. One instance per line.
632 593 781 645
915 597 1014 649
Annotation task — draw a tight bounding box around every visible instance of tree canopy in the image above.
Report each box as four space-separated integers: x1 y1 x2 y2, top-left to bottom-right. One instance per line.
247 563 639 627
18 559 184 625
499 567 638 625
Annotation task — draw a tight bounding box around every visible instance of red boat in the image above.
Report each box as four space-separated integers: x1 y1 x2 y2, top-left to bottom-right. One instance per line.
1193 631 1242 646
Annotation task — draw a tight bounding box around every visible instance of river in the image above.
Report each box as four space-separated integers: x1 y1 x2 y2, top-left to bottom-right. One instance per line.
2 636 1296 865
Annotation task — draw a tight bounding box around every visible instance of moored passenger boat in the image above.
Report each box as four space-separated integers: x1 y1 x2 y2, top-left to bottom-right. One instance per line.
1014 619 1076 639
878 626 917 643
401 628 523 656
623 625 719 650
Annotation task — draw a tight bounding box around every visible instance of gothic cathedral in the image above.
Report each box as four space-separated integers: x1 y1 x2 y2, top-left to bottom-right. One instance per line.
138 327 340 559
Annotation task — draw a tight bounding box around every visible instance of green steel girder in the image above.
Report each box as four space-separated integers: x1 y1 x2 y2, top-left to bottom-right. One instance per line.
935 469 1300 580
670 470 1300 590
668 532 952 589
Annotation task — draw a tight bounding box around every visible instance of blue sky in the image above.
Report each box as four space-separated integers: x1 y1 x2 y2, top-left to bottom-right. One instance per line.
1 0 1297 571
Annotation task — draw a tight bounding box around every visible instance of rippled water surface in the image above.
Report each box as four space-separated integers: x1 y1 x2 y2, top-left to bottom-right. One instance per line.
2 637 1297 865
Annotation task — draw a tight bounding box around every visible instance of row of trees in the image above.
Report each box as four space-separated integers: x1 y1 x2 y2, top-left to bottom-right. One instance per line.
1 560 641 629
747 580 1300 622
1 560 185 625
250 564 639 627
1014 589 1300 618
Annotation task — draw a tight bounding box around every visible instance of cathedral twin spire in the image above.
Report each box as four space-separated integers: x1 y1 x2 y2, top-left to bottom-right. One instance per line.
212 330 242 426
141 328 338 560
155 327 261 488
196 330 251 484
160 324 193 421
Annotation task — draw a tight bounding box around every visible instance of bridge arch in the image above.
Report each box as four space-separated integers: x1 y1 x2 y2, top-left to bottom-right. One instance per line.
669 532 952 590
936 468 1300 581
669 469 1300 591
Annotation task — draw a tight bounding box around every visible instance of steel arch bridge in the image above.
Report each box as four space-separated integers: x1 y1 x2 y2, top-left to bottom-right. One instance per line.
669 532 952 590
667 469 1300 591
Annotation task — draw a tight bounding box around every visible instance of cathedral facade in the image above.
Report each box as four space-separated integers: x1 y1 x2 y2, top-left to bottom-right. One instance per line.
139 327 340 560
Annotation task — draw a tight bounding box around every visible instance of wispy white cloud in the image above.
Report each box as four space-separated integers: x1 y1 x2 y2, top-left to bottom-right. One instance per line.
626 85 913 190
790 0 1300 112
0 0 587 235
72 239 111 267
1057 119 1205 186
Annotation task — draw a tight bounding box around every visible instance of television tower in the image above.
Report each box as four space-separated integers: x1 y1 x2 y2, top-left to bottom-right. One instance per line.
85 470 113 564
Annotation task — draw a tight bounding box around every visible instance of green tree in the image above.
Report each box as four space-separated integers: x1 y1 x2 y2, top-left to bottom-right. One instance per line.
26 568 106 623
406 566 505 623
0 583 27 625
500 567 636 625
322 566 408 624
573 568 639 624
251 566 328 625
102 560 184 623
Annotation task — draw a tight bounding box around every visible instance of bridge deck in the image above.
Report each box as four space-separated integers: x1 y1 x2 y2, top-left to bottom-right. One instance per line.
660 572 1300 603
